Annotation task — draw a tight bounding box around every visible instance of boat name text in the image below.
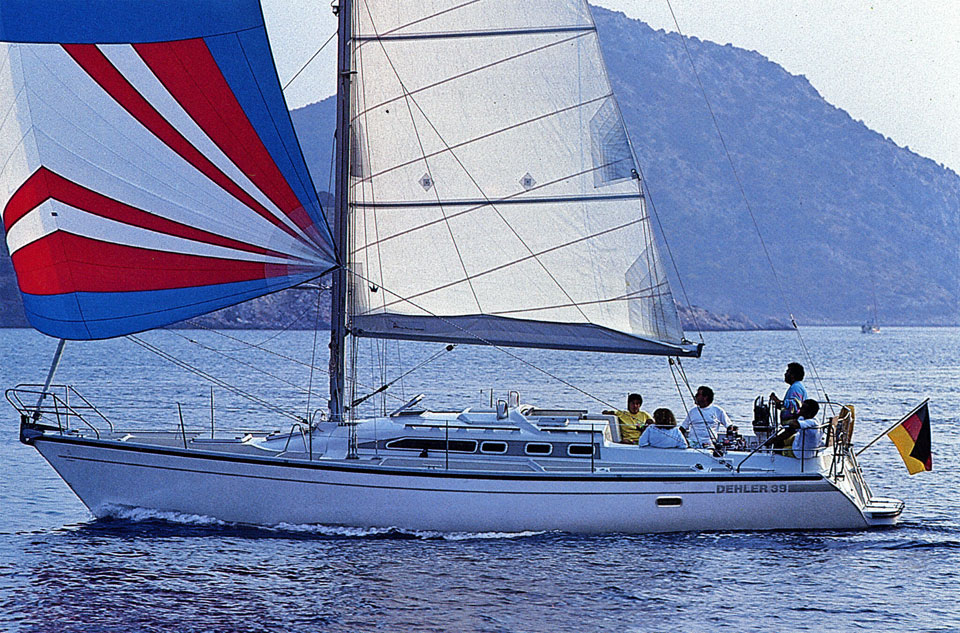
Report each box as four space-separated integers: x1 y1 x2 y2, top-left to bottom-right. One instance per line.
716 484 789 494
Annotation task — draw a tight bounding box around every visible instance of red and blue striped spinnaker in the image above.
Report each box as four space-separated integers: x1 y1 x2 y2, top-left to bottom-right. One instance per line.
0 0 336 339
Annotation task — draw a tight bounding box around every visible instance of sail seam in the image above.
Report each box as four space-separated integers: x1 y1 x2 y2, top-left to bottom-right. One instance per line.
355 93 611 184
365 0 485 41
228 34 336 252
62 44 316 249
16 46 92 337
353 31 592 120
354 25 595 42
351 192 643 208
352 162 639 255
484 282 674 317
363 217 643 312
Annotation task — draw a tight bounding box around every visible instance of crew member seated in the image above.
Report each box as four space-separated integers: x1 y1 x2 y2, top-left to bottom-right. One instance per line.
602 393 652 444
637 408 688 449
781 399 822 458
679 385 730 447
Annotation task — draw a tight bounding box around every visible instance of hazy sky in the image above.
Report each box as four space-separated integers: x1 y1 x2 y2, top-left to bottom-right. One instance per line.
263 1 960 173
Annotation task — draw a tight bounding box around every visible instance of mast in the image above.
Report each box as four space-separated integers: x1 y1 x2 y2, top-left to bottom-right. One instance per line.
328 0 353 424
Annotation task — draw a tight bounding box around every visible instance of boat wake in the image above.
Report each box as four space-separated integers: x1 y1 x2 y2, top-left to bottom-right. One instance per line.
92 504 544 540
273 522 546 540
97 504 228 527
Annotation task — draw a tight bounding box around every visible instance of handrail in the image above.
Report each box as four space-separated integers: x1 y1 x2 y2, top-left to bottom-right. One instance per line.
6 384 114 439
736 421 832 472
280 422 309 454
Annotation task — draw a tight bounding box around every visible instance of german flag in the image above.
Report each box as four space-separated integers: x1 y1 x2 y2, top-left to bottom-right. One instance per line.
887 402 932 475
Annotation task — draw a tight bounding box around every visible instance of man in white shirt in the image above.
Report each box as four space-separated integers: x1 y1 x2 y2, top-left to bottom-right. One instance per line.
783 400 822 459
680 386 730 447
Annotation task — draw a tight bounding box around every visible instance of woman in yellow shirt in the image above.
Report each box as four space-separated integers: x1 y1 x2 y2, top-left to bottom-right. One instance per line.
603 393 653 444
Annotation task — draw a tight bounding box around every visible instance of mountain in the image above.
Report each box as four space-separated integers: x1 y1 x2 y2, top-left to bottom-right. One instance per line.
598 8 959 326
1 7 957 329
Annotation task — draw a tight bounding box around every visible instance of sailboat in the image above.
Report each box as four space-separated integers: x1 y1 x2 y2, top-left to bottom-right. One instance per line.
2 0 903 533
861 279 881 333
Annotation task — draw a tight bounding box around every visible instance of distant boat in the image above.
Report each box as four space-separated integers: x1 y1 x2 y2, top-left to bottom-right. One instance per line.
861 276 881 333
3 0 903 533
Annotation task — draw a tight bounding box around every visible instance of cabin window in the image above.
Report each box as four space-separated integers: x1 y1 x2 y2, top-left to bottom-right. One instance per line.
480 441 508 454
524 443 553 455
567 444 595 457
385 438 477 453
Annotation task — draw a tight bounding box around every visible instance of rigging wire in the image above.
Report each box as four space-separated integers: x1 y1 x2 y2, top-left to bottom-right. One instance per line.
165 314 454 409
631 168 704 342
349 344 456 410
282 30 338 92
163 328 324 400
169 297 319 352
305 284 324 421
663 0 831 405
345 267 623 410
669 356 697 415
128 335 305 422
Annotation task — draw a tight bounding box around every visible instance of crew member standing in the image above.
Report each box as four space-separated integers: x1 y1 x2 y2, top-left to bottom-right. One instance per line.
770 362 807 424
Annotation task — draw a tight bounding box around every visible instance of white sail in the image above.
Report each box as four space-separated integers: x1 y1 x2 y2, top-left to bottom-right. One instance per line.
347 0 695 355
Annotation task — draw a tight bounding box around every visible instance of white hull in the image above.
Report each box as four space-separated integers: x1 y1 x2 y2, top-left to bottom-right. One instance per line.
29 428 899 534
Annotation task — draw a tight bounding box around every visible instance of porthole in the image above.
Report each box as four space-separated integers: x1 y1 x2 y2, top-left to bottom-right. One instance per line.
524 442 552 455
567 444 595 457
480 441 508 454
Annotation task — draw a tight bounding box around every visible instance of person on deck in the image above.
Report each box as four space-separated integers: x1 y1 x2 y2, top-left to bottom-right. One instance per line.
637 408 688 449
603 393 652 444
679 385 730 447
770 362 807 424
781 399 822 458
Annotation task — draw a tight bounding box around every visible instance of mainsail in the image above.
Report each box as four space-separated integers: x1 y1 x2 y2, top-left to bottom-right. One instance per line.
0 0 336 339
347 0 697 356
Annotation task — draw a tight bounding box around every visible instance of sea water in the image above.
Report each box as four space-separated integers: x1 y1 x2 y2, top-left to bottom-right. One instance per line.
0 326 958 632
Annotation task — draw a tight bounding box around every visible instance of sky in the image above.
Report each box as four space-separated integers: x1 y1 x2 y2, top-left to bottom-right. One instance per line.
262 1 960 174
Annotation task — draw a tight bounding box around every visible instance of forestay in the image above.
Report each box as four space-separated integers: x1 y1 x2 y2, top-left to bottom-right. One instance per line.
0 0 336 339
348 0 697 356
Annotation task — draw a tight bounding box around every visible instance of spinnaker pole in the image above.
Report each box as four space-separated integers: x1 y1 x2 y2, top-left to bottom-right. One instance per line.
328 0 353 424
33 338 66 420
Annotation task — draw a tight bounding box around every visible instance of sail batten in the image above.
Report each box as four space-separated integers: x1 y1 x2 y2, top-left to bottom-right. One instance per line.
0 0 335 340
351 192 643 209
348 0 690 356
354 25 596 42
